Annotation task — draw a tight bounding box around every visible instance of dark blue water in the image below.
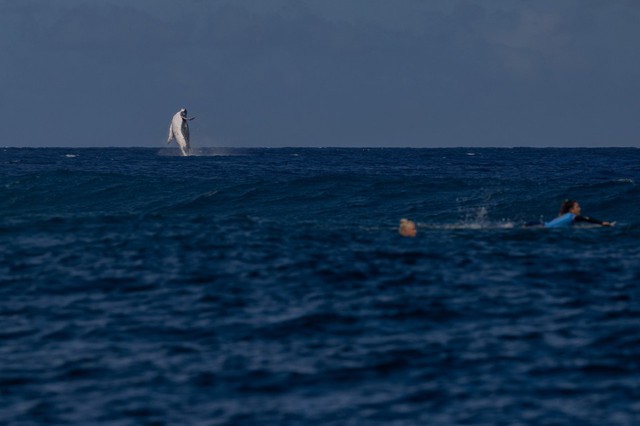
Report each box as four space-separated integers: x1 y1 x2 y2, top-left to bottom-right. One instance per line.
1 147 639 425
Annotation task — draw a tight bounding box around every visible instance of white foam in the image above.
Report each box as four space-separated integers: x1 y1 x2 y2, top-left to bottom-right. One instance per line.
418 222 516 230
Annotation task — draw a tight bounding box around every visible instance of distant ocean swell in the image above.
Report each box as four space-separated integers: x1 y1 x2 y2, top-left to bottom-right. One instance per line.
3 170 639 226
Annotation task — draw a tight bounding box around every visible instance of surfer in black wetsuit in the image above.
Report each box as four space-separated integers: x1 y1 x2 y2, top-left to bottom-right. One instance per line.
545 200 614 227
525 200 614 228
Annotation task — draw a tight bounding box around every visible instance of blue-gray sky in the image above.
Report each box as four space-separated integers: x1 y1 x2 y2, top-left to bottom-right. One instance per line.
2 0 639 147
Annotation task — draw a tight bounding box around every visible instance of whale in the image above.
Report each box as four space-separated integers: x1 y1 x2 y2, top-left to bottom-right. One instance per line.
167 108 196 156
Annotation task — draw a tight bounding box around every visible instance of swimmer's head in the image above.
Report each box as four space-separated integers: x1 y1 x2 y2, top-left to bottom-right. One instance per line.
399 218 417 238
560 199 581 215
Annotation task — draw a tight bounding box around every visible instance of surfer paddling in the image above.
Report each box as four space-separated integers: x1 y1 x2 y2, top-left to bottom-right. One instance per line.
544 199 614 228
525 199 615 228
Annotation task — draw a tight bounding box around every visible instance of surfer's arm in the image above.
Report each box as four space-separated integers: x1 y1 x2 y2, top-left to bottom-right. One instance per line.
575 215 614 226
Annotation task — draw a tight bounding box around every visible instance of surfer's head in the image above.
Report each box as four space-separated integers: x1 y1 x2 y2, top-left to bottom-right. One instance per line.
399 218 417 238
560 199 580 215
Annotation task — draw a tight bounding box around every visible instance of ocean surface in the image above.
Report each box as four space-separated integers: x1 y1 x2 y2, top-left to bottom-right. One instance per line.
1 147 639 425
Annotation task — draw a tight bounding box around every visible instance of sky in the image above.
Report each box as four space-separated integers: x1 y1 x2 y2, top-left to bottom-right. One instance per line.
1 0 639 148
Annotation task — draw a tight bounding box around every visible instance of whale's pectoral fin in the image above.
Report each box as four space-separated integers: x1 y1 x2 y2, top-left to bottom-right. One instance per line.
187 116 196 121
167 124 174 144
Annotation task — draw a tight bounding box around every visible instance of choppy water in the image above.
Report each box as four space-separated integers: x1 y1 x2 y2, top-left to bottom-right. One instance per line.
1 147 639 425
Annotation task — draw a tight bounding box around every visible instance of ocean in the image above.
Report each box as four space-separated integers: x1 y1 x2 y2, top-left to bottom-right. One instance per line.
1 147 639 425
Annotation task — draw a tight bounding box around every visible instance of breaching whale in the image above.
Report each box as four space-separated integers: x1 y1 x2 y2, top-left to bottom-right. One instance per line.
167 108 196 156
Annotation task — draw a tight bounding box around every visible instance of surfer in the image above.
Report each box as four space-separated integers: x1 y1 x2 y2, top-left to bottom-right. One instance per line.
530 199 614 228
167 108 196 156
545 199 614 227
399 218 417 237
